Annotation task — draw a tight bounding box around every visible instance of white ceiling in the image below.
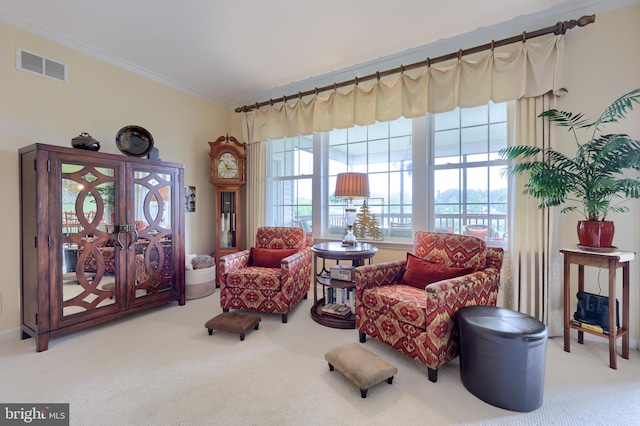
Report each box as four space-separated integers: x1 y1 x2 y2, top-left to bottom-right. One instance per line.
0 0 632 110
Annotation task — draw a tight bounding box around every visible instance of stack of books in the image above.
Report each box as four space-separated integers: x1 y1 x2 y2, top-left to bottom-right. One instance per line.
571 319 609 335
326 287 355 313
321 303 352 319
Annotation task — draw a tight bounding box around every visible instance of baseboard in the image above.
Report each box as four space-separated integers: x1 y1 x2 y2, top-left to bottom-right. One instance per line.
0 327 21 342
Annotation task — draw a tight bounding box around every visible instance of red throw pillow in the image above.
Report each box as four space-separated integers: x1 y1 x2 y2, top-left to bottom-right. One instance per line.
400 253 474 289
250 247 298 268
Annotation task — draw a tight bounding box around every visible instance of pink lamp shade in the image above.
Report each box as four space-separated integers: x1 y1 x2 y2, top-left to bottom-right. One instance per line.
334 172 370 199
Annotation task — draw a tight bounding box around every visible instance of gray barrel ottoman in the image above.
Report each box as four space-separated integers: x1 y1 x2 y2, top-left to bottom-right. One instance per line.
457 305 548 412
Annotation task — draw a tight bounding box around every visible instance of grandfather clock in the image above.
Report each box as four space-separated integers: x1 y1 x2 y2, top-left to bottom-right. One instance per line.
209 135 246 259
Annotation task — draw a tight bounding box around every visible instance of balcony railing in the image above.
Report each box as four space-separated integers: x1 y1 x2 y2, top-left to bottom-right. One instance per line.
297 212 507 241
434 213 507 239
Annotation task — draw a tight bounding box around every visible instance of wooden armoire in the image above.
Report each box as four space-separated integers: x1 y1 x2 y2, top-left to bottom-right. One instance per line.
19 143 185 351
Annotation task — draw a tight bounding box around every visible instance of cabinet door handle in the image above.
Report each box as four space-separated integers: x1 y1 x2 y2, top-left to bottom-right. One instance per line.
116 224 138 249
116 226 127 249
127 228 139 250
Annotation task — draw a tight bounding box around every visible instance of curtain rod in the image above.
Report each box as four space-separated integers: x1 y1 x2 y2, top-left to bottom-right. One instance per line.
235 14 595 114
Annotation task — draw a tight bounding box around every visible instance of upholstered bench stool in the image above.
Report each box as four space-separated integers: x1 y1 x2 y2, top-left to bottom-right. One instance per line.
205 312 261 341
101 282 115 291
457 305 548 412
324 343 397 398
100 282 115 299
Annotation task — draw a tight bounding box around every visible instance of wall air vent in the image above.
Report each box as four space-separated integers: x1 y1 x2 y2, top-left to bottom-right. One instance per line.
17 48 68 83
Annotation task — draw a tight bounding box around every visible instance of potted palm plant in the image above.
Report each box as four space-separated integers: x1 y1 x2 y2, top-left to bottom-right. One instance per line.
500 88 640 248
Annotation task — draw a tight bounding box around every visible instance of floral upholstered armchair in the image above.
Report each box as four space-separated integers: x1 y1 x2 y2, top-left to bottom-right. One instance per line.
354 231 503 382
217 227 313 323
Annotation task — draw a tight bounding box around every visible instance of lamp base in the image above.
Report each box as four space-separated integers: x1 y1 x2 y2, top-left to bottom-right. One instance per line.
343 228 357 246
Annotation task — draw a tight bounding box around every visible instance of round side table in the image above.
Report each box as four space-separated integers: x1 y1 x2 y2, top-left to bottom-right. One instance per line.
310 242 378 328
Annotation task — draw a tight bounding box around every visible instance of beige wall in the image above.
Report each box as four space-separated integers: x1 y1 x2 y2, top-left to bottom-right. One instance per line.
1 4 640 339
555 4 640 341
0 21 232 331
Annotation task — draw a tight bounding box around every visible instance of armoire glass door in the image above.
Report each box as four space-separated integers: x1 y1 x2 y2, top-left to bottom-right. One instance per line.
59 160 120 321
131 168 176 302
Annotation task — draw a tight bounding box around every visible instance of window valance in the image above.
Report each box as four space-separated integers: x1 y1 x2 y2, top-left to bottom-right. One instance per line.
243 35 565 143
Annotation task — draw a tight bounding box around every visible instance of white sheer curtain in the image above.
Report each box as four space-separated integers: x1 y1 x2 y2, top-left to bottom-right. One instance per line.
503 93 563 336
243 35 565 142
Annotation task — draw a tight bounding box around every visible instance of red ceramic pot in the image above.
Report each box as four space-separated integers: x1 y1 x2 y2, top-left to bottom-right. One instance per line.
577 220 615 247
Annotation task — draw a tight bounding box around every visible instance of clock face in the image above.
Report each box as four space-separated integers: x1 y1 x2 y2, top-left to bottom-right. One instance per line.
217 152 239 178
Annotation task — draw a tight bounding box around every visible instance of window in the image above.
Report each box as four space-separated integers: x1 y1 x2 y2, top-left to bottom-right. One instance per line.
266 135 314 233
266 101 509 245
431 102 508 241
327 119 413 240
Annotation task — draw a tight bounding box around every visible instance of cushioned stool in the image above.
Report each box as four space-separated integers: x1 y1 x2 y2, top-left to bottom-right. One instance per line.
324 343 397 398
205 312 261 341
457 305 548 412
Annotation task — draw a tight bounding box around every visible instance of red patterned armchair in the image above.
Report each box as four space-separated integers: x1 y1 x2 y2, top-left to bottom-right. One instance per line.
218 227 313 323
355 231 503 382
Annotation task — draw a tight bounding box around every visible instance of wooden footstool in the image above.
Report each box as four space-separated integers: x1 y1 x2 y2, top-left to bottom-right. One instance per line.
205 312 261 341
324 343 397 398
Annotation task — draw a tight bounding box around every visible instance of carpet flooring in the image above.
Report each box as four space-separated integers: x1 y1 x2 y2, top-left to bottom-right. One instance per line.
1 291 640 425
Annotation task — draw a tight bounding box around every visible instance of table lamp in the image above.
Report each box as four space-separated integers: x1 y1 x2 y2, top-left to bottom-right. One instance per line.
334 172 370 245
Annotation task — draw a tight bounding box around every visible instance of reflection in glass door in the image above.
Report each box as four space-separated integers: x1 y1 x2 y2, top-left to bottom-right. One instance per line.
60 163 117 317
133 170 174 299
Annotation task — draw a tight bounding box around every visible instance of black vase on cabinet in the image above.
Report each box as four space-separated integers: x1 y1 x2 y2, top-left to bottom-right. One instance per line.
71 132 101 151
